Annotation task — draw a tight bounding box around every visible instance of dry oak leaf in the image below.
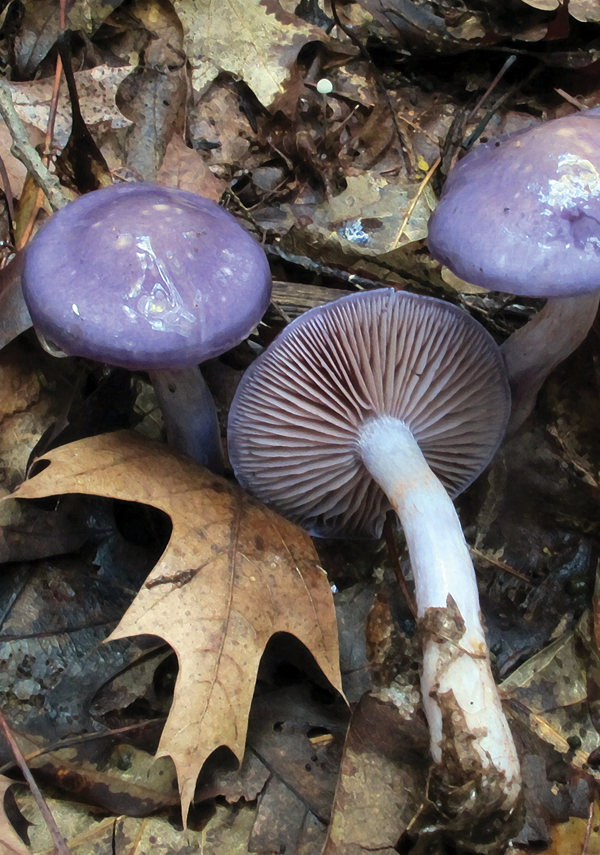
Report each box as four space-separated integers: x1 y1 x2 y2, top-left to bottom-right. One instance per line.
0 776 29 855
11 431 343 820
174 0 325 105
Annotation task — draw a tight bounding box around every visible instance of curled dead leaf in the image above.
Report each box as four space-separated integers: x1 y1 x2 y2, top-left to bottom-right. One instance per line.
0 776 29 855
9 430 343 821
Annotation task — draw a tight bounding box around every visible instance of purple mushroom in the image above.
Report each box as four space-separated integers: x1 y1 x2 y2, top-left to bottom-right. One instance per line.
22 182 271 471
228 289 521 826
428 107 600 432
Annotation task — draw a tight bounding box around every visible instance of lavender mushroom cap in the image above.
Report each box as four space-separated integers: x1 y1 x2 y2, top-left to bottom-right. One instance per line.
22 183 271 370
228 289 511 538
428 108 600 297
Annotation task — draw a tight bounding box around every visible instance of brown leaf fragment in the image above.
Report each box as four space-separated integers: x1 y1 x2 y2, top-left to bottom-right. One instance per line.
323 693 428 854
11 431 343 820
0 776 29 855
0 255 32 354
0 122 28 198
250 775 311 855
13 0 122 78
545 796 600 855
7 66 134 152
175 0 325 106
118 68 187 180
0 337 66 492
156 134 226 201
16 791 258 854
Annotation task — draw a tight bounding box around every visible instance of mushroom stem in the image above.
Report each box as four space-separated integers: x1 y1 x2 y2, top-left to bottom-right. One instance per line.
359 417 521 814
501 292 600 434
149 367 224 473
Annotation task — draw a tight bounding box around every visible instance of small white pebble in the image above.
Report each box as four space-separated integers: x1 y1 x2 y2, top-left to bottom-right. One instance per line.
317 78 333 95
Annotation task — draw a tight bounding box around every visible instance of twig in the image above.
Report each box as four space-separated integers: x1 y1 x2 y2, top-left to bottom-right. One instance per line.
0 81 69 212
0 149 15 229
330 0 416 174
0 708 73 855
265 245 408 291
469 545 532 584
555 88 584 110
581 798 595 855
392 156 440 249
383 512 417 617
464 64 542 151
467 55 516 124
0 717 167 776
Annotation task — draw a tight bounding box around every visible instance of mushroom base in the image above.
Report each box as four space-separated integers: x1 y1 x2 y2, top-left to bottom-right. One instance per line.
358 417 521 825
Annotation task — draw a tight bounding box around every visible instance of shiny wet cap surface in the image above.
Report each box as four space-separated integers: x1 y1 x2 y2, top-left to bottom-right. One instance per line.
22 183 272 369
428 109 600 297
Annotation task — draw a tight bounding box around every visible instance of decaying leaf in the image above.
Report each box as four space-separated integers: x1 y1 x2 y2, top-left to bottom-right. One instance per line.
15 789 257 854
545 797 600 855
118 67 187 180
323 692 428 854
0 256 32 354
156 134 227 201
7 66 134 152
521 0 600 22
502 614 600 774
290 173 436 257
0 338 65 492
0 777 29 855
174 0 325 105
14 0 122 78
10 431 343 819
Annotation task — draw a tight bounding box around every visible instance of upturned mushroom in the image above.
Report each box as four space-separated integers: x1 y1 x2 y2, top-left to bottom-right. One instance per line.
227 289 520 827
428 107 600 432
22 182 271 471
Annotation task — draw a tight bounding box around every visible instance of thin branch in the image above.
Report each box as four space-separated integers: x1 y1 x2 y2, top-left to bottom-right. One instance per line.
0 708 73 855
383 512 417 618
0 81 69 212
392 156 440 249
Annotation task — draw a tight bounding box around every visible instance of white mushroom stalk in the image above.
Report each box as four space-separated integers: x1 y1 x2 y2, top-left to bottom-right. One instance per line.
228 289 521 837
359 417 520 808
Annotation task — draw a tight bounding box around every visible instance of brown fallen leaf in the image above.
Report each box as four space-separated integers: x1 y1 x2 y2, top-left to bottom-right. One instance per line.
0 255 32 355
323 693 428 855
156 134 227 201
7 66 134 153
0 776 29 855
175 0 325 106
15 790 257 854
10 431 343 820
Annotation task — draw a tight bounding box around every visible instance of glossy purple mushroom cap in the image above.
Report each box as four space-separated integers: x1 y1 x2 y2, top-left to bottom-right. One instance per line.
428 108 600 298
228 289 510 538
22 183 272 370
